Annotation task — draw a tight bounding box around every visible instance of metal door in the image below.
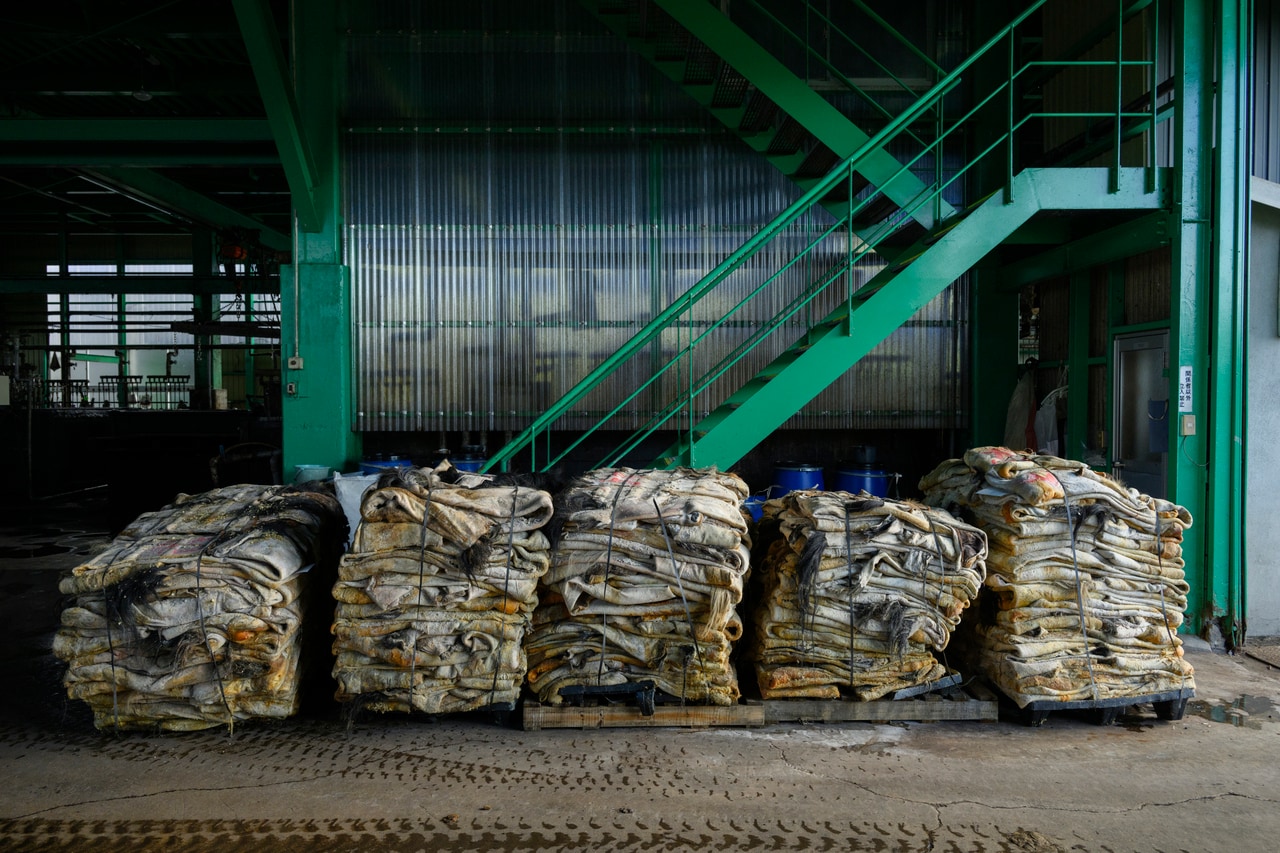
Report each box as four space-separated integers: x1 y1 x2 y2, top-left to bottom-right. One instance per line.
1112 331 1169 498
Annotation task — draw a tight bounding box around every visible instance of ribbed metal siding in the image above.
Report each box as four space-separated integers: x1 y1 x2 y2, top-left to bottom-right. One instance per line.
344 8 970 435
346 130 967 434
1258 0 1280 181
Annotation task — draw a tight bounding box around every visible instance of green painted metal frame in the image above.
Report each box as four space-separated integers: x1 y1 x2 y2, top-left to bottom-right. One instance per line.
485 0 1173 475
1202 0 1249 643
659 168 1167 469
278 0 361 476
233 0 322 233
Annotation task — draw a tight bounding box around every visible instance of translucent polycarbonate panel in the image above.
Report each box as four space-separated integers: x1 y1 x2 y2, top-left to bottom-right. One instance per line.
346 130 969 434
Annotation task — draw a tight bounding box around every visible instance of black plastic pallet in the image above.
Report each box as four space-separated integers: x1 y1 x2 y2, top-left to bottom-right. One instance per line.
997 685 1195 727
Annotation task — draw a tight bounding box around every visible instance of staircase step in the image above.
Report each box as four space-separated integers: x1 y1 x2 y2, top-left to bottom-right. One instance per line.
766 117 808 156
850 193 902 229
683 39 717 85
711 63 748 109
794 144 840 180
737 90 778 134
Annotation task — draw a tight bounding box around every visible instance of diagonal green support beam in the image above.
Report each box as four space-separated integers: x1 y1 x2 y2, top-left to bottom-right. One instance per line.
232 0 320 231
79 167 291 251
661 168 1168 469
652 0 952 230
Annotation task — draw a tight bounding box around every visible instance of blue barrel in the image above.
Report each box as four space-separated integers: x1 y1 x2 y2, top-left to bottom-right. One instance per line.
774 462 824 493
743 495 767 522
360 456 413 475
835 467 894 497
452 456 487 473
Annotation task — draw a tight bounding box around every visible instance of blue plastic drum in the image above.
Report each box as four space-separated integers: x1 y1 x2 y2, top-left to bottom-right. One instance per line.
774 462 824 493
359 456 414 475
452 456 487 473
835 467 893 497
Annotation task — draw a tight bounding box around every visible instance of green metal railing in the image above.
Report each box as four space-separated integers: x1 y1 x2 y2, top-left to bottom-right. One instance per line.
485 0 1168 473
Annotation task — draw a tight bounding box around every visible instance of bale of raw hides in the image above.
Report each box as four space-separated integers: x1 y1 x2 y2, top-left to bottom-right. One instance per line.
920 446 1195 707
751 490 987 700
331 463 554 714
525 467 751 706
53 484 346 731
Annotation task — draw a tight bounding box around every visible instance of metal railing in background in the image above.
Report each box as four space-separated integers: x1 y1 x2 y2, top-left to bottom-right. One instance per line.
482 0 1167 473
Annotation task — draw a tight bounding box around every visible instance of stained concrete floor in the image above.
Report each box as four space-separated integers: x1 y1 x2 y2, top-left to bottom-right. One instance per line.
1 494 1278 852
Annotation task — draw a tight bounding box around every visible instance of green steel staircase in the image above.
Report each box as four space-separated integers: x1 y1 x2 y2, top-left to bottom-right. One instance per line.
581 0 957 245
484 0 1171 474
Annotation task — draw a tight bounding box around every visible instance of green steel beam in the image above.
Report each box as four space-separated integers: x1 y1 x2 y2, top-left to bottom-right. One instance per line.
0 119 273 143
232 0 321 232
661 168 1167 469
650 0 953 230
79 167 291 251
1000 211 1171 286
1169 0 1215 637
0 276 278 295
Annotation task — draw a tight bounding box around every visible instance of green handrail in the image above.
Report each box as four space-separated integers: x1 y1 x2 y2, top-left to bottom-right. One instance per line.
485 0 1168 474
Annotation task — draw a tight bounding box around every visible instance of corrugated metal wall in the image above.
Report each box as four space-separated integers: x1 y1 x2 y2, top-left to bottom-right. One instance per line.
343 3 969 435
1258 0 1280 181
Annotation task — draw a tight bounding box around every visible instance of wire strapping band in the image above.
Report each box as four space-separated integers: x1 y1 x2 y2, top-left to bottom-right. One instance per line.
843 502 855 687
1152 506 1189 694
653 496 707 696
411 484 435 713
597 470 639 685
195 544 233 729
488 485 520 709
1037 464 1100 702
925 510 954 674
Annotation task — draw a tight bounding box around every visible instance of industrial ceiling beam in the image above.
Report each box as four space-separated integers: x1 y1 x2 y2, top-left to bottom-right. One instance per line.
0 275 279 295
0 119 272 143
79 167 291 251
0 152 283 167
232 0 321 231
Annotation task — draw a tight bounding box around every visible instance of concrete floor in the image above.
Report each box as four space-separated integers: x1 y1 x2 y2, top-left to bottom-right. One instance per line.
2 494 1278 852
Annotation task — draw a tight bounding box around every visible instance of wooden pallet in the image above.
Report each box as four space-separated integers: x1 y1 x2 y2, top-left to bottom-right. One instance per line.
749 682 999 724
998 685 1195 727
522 702 766 730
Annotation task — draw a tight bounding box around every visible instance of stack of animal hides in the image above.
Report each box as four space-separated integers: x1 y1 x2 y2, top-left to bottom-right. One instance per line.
921 447 1195 706
752 491 988 700
54 484 345 731
331 465 554 714
525 467 751 706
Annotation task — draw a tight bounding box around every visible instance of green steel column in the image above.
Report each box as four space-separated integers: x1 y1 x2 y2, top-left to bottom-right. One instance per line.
1206 0 1250 643
1067 269 1091 458
967 0 1020 447
280 0 360 475
970 259 1018 445
1169 0 1213 635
